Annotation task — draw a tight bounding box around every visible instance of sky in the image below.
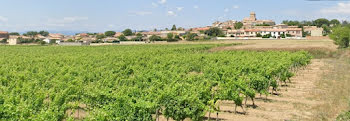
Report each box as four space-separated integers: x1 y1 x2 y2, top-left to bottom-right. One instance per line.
0 0 349 33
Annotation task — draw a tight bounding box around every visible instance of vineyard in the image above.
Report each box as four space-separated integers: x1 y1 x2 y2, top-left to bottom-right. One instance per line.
0 44 312 121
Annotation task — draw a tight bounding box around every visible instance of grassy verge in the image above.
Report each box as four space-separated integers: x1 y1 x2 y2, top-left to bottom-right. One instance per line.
309 49 350 121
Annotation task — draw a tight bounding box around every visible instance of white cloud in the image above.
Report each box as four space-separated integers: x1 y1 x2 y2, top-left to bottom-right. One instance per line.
167 11 176 16
152 2 158 7
194 5 199 9
129 11 153 16
232 5 239 9
159 0 166 4
320 2 350 14
176 7 184 11
224 8 229 12
0 16 8 22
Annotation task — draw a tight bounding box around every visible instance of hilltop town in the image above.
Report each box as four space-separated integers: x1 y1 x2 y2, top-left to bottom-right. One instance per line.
0 12 341 45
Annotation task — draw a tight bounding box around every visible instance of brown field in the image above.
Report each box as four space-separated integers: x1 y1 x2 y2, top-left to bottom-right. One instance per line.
159 39 350 121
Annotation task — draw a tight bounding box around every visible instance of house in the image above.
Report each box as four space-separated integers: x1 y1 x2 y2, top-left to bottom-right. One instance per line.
49 33 64 40
104 37 119 42
0 31 9 40
78 33 89 37
304 26 324 37
286 28 303 37
8 37 19 45
36 35 46 40
226 28 302 38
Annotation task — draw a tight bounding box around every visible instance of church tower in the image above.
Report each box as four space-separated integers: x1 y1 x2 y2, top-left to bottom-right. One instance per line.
250 12 257 21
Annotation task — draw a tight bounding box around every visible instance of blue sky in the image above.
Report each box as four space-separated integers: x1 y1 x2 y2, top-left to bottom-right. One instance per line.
0 0 349 33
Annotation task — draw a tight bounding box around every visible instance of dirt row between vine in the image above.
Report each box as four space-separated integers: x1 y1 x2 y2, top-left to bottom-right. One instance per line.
157 58 330 121
204 59 329 121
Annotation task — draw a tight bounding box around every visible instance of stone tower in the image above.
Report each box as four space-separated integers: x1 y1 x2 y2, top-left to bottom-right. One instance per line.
250 12 257 21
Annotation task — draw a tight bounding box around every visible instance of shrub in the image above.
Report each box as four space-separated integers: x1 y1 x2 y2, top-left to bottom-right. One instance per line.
149 35 163 41
256 33 262 37
184 33 198 41
329 26 350 48
337 111 350 121
218 34 226 37
280 34 286 38
262 34 271 38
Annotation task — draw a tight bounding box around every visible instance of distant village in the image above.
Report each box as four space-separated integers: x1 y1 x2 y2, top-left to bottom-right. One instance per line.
0 12 335 45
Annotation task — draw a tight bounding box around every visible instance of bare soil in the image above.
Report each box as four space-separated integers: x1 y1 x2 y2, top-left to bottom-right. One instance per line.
203 59 328 121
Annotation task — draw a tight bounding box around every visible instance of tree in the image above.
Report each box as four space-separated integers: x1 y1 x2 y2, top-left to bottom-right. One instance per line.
96 34 106 40
39 31 49 36
322 24 331 36
177 27 184 31
256 23 271 26
118 35 128 41
171 24 177 31
25 31 38 38
167 33 174 40
9 32 20 36
122 29 133 36
330 19 341 26
1 39 7 43
149 35 163 42
67 39 75 42
314 18 330 27
235 22 244 29
329 26 350 48
105 31 116 37
205 27 224 37
342 21 349 27
282 20 300 26
184 32 198 41
131 33 144 41
166 33 178 42
174 35 181 40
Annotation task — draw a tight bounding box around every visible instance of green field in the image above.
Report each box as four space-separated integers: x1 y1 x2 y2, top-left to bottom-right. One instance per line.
0 45 312 121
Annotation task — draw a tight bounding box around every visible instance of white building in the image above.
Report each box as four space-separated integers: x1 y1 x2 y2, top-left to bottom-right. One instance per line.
8 38 19 45
43 38 50 43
